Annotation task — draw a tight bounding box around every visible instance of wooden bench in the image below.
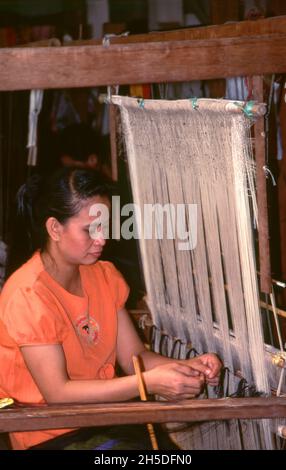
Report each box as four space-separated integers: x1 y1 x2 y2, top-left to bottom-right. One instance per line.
1 396 286 449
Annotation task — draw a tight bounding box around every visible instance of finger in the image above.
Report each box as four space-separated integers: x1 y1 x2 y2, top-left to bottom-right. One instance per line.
163 394 197 401
189 362 212 377
207 363 222 379
182 378 205 393
185 368 201 377
176 364 201 377
199 359 222 379
182 384 202 394
206 378 220 386
200 353 220 364
204 355 223 376
176 394 197 400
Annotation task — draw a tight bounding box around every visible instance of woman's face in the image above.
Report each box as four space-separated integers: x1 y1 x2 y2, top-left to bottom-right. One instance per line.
57 195 111 265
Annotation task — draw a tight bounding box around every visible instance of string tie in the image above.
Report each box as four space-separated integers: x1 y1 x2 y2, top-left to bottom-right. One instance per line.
138 98 145 109
234 100 256 119
190 97 199 110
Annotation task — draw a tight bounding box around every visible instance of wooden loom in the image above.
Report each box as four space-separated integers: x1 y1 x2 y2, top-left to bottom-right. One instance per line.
0 16 286 444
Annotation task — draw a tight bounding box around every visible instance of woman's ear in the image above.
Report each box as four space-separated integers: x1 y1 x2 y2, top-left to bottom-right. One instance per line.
45 217 62 242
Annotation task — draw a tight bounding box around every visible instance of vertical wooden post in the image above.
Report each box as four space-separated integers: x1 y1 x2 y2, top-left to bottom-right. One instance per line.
109 86 118 181
253 75 272 293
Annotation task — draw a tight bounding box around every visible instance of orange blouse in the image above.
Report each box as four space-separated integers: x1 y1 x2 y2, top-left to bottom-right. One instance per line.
0 251 129 449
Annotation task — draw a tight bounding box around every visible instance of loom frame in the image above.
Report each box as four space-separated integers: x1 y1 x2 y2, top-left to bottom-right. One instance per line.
0 15 285 435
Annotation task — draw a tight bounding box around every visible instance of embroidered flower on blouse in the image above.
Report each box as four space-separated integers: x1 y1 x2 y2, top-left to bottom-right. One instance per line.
75 315 99 344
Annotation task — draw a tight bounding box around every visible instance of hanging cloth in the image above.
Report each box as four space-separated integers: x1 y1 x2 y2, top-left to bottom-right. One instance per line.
27 89 44 166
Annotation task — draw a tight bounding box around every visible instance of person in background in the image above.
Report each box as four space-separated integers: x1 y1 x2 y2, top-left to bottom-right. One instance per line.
0 167 222 450
57 122 111 177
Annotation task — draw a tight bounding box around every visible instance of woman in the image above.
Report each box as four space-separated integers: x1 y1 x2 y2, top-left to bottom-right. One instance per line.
0 168 221 450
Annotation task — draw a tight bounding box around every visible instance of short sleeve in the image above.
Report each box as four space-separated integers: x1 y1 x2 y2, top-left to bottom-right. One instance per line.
2 287 67 346
100 262 130 311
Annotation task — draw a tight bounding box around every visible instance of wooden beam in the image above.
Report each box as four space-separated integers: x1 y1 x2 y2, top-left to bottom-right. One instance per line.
0 397 285 433
19 18 286 52
1 35 286 91
66 16 286 47
19 38 61 48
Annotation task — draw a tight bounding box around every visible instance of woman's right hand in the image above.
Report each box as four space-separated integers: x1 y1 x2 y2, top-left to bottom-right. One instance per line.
143 362 205 401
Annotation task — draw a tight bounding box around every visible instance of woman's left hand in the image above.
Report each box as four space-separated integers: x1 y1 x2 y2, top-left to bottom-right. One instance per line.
185 353 222 386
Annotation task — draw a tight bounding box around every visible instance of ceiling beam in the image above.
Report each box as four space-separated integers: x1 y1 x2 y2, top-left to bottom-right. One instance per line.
1 34 286 91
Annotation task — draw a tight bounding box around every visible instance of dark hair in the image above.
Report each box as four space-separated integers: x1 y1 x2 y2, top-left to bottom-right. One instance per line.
6 168 113 278
57 123 107 163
